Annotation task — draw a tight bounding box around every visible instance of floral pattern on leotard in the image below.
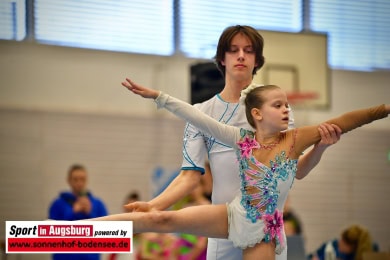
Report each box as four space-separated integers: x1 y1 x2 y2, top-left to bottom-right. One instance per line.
236 129 297 247
238 136 260 159
262 209 284 246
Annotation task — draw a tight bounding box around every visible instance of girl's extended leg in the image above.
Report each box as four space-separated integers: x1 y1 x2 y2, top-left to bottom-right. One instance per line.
243 241 276 260
88 204 228 239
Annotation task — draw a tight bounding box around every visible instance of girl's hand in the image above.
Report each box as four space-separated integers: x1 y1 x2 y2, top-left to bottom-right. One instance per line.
121 78 160 99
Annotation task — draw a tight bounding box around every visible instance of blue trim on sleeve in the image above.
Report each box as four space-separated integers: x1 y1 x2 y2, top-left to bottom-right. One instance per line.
181 166 205 175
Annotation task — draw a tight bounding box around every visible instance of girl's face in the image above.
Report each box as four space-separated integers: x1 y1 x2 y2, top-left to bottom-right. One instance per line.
221 33 257 82
258 89 290 131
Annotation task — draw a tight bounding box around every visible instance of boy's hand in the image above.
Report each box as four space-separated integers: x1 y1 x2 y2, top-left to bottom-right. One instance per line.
317 123 342 148
123 201 154 213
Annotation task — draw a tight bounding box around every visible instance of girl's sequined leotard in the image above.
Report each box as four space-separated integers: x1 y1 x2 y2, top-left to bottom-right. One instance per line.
154 92 388 254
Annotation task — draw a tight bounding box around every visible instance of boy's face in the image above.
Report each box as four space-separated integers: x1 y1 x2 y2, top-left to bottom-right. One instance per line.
221 33 257 81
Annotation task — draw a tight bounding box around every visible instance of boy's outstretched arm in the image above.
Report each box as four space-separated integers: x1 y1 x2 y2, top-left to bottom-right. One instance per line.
121 77 206 212
121 78 159 99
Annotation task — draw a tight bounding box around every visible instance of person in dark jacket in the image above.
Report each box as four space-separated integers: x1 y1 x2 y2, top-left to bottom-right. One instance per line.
49 164 108 260
307 224 377 260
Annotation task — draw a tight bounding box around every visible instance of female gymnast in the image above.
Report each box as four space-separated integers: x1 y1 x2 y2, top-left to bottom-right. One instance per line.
86 78 389 260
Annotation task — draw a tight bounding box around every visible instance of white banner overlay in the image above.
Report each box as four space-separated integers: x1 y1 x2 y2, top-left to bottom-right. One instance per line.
6 221 133 254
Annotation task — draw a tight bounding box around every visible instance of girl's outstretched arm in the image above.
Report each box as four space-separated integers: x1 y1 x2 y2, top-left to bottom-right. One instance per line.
121 78 159 99
294 104 389 157
121 77 240 147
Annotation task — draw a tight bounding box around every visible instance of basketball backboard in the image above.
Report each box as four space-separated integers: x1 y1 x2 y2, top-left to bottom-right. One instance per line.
253 30 330 109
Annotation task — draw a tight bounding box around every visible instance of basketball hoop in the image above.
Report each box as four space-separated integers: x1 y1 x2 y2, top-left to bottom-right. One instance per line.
287 91 318 125
287 91 318 105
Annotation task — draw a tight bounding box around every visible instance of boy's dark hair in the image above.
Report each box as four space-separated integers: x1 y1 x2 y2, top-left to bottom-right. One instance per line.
214 25 265 77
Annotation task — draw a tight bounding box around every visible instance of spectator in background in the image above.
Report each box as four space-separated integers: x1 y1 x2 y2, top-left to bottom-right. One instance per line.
173 181 210 260
123 191 178 260
49 164 108 260
283 195 303 236
126 191 140 206
307 224 376 260
138 232 178 260
108 190 142 260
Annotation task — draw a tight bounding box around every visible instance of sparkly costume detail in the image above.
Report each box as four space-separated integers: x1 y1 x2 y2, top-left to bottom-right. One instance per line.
237 134 260 159
237 129 297 248
262 210 284 247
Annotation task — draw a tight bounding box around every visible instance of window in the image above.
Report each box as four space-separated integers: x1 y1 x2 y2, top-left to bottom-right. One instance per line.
0 0 26 41
310 0 390 71
179 0 303 58
4 1 389 71
34 0 174 56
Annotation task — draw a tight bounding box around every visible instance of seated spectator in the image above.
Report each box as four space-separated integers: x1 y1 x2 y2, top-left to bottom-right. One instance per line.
308 224 377 260
108 191 142 260
283 195 303 236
